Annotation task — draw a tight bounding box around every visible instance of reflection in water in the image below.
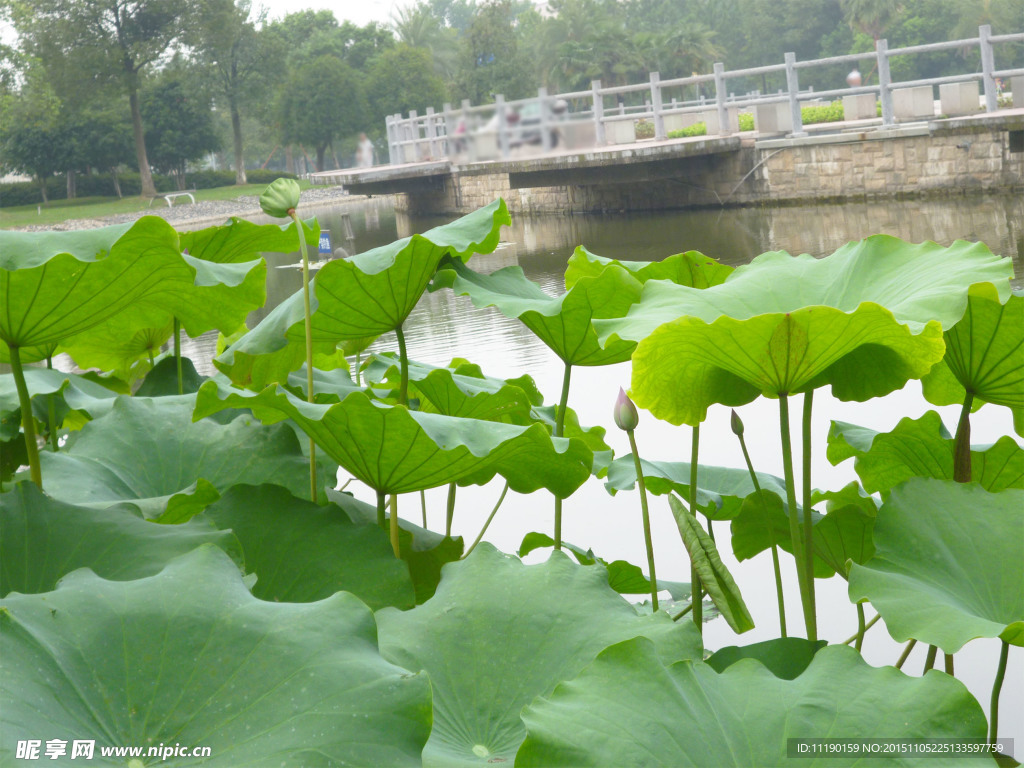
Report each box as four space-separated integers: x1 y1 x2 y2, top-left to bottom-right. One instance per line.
189 192 1019 746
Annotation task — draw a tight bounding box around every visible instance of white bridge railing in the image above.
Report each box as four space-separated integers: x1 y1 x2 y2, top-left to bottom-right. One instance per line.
384 24 1024 165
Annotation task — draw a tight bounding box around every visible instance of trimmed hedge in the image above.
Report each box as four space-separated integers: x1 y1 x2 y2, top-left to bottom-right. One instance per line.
666 101 850 140
0 169 298 208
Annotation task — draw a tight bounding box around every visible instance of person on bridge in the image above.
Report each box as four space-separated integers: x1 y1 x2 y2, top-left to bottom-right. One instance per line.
356 133 375 168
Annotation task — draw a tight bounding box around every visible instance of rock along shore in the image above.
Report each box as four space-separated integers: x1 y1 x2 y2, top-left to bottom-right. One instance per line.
10 185 373 232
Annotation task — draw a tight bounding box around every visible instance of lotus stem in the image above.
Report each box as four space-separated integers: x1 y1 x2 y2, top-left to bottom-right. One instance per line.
464 481 510 559
895 638 918 669
843 612 880 645
395 323 409 406
552 361 573 550
735 417 787 637
173 318 183 395
290 213 318 504
672 602 694 621
338 478 352 492
801 391 817 640
45 356 57 452
389 494 400 557
445 482 457 537
856 602 866 652
989 640 1009 747
923 644 938 673
376 489 386 529
703 513 715 543
690 424 703 635
779 394 815 641
9 345 42 486
627 430 658 612
355 351 362 386
945 654 954 675
420 490 427 528
954 393 974 483
148 348 155 368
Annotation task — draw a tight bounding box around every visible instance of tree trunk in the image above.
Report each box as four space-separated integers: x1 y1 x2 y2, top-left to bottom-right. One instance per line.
127 78 157 197
230 96 247 185
285 145 295 175
315 144 326 172
38 175 49 204
111 168 123 198
66 170 76 199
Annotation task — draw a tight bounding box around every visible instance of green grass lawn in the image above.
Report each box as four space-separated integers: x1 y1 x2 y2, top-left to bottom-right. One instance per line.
0 180 312 230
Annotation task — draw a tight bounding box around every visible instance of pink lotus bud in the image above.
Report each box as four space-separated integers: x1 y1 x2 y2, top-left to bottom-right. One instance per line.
614 387 639 431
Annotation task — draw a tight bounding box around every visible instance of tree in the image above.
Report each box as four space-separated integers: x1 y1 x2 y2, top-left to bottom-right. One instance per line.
367 44 448 127
841 0 905 45
10 0 196 197
188 0 278 185
0 72 64 202
141 71 220 188
456 0 534 103
287 54 366 171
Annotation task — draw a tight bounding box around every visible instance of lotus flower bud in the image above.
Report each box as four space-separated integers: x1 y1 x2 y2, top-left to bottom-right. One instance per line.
730 409 744 436
259 178 301 218
614 387 639 432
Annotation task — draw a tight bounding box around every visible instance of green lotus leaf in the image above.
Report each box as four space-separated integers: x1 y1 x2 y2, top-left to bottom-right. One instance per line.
328 488 464 603
516 639 988 767
376 544 703 767
596 236 1013 425
0 546 431 767
199 484 414 609
848 478 1024 652
286 364 365 402
604 456 788 520
0 368 120 417
215 199 510 388
730 487 876 578
705 637 827 680
670 495 754 632
365 354 537 422
0 341 58 365
564 245 733 288
178 216 310 263
195 380 593 498
828 411 1024 495
39 395 336 521
922 283 1024 435
59 320 175 382
0 481 243 596
517 531 691 597
431 256 642 366
135 355 206 397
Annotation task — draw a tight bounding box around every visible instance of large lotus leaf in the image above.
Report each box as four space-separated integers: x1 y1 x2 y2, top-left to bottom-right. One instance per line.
828 411 1024 495
215 199 510 388
286 364 365 402
199 484 414 609
922 283 1024 435
564 245 733 288
0 368 119 417
365 354 537 423
431 257 642 366
848 478 1024 652
135 355 206 397
596 236 1013 426
670 495 754 632
178 215 310 263
58 320 175 382
375 544 703 767
604 455 788 520
0 481 242 596
0 546 431 767
516 639 988 767
328 488 464 604
0 219 181 350
195 380 592 497
730 488 875 578
706 637 828 680
39 395 337 521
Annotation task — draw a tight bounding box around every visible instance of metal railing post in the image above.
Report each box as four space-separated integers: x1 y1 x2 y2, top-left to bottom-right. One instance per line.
592 80 606 145
408 110 419 159
442 102 453 157
425 107 439 158
650 72 665 139
785 52 806 136
713 62 729 135
539 86 552 152
877 39 895 126
979 24 998 112
496 94 509 158
385 115 397 165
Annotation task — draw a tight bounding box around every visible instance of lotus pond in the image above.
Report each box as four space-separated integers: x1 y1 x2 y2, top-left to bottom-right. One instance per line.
1 191 1022 767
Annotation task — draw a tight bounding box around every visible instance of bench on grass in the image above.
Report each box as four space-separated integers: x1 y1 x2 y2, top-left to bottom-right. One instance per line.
149 190 197 207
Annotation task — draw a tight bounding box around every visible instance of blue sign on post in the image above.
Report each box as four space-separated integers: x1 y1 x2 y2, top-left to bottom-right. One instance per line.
319 230 332 255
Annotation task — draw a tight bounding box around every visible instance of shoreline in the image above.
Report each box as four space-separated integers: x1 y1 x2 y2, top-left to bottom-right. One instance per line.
7 185 384 232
